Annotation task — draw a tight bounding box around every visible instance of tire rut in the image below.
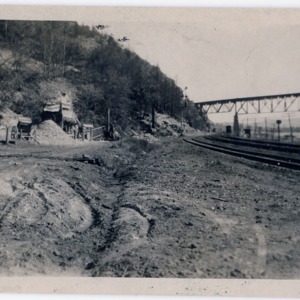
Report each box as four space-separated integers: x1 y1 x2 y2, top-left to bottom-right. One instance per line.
120 203 156 237
66 180 104 228
254 224 267 276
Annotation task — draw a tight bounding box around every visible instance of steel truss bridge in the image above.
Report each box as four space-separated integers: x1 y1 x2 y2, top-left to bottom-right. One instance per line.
195 92 300 115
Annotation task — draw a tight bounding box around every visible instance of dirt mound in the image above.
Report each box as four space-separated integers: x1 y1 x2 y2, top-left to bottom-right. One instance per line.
34 120 78 146
156 113 198 136
133 113 199 141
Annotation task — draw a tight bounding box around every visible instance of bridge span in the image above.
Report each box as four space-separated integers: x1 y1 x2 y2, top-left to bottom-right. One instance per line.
195 92 300 115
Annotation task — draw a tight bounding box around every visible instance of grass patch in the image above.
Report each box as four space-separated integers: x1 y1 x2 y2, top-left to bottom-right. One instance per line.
125 138 156 154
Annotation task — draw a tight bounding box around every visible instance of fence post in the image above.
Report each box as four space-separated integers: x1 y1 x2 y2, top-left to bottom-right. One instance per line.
5 126 9 144
152 105 155 128
82 127 85 141
107 108 110 132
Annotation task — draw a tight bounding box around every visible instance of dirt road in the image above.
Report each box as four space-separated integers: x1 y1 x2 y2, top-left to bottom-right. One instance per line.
0 137 299 278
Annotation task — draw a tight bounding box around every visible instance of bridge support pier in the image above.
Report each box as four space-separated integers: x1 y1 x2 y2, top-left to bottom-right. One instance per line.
233 113 240 136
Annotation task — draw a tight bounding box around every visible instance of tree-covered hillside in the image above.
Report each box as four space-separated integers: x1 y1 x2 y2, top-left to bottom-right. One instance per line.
0 20 207 130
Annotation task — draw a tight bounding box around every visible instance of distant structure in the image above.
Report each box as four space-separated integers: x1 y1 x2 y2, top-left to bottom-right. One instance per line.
195 92 300 137
195 92 300 115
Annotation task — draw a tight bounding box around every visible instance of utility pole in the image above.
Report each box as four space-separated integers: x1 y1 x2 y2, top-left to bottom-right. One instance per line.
5 126 9 145
181 111 183 131
151 104 155 129
60 103 64 129
107 108 110 132
271 125 275 140
265 118 268 140
276 119 282 142
288 114 294 143
181 87 188 133
254 118 257 138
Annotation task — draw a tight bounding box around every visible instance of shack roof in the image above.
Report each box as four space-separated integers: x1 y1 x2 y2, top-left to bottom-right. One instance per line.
43 103 71 113
82 123 94 128
18 116 32 125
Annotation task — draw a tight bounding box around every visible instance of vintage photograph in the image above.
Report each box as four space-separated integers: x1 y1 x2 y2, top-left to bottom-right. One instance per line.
0 6 299 282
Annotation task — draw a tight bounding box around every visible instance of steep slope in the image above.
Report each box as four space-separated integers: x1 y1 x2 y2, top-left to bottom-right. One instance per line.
0 20 207 131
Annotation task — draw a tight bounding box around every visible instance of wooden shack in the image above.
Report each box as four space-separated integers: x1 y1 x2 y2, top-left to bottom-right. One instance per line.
17 116 32 140
41 91 79 132
0 110 33 143
82 123 94 141
225 125 232 133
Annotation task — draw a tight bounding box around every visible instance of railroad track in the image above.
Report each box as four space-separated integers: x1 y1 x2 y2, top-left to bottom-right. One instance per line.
224 135 300 148
206 135 300 154
183 137 300 170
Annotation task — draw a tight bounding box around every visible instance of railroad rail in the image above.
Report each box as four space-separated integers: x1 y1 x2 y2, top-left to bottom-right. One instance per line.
205 135 300 154
223 135 300 148
183 137 300 170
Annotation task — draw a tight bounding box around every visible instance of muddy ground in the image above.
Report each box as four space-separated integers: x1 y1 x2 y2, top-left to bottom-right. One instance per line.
0 137 299 278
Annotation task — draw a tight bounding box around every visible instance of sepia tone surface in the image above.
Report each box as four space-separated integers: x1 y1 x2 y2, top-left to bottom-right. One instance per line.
0 5 300 296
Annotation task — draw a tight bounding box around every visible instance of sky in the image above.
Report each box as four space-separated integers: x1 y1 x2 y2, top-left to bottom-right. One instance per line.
87 8 300 125
2 5 300 126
